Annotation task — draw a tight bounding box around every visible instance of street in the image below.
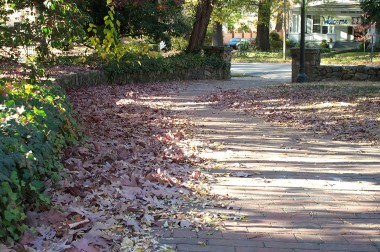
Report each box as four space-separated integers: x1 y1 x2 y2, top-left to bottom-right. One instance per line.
231 62 291 81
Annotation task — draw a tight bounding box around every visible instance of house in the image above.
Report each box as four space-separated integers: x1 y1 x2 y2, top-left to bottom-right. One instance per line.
288 0 373 49
3 5 35 28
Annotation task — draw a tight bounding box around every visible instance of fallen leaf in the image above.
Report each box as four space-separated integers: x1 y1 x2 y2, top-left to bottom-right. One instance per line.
230 171 252 177
68 219 90 229
180 220 193 228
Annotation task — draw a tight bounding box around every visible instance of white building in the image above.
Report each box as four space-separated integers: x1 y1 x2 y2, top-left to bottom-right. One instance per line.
289 0 365 47
2 3 35 28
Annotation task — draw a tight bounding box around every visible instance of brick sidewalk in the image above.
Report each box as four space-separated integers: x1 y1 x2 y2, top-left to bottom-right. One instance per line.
154 78 380 252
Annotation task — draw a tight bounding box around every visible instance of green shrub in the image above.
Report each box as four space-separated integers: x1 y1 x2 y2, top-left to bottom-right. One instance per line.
270 31 283 50
320 39 329 49
102 52 227 82
287 39 298 48
270 31 281 42
0 79 80 242
171 36 189 51
238 41 251 56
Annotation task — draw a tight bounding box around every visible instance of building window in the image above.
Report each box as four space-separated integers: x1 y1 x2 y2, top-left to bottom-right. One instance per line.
313 16 321 33
348 26 353 35
322 26 328 34
292 14 299 33
305 15 321 33
306 15 312 33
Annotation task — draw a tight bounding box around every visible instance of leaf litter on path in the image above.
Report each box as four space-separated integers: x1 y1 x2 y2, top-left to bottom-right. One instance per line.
200 82 380 145
9 82 237 252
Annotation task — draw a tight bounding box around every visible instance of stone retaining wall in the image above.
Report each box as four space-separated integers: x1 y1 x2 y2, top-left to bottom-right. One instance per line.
291 48 380 82
54 47 232 90
311 65 380 81
53 66 230 90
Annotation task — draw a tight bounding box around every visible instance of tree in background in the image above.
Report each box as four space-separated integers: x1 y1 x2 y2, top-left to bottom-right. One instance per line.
360 0 380 27
187 0 216 52
211 0 247 46
212 0 275 52
256 0 272 51
82 0 191 50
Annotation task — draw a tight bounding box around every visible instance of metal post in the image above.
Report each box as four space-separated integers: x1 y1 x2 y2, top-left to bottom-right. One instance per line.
283 0 286 60
297 0 307 82
371 35 374 62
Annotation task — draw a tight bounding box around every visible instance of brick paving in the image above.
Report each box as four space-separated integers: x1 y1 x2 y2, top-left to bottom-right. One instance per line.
154 78 380 252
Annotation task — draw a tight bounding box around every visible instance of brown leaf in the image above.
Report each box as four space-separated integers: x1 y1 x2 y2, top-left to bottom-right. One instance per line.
68 219 90 229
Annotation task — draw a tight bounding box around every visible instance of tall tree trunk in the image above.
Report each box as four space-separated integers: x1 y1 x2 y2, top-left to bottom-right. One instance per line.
212 21 223 47
187 0 215 53
275 9 283 32
256 0 272 51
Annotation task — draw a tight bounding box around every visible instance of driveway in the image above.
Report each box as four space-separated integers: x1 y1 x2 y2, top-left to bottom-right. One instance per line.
231 62 291 81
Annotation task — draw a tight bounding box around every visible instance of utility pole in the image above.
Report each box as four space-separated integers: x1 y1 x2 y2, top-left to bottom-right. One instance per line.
283 0 286 60
297 0 307 82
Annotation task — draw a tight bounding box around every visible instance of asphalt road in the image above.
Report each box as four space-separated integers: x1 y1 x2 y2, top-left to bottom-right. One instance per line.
231 62 291 81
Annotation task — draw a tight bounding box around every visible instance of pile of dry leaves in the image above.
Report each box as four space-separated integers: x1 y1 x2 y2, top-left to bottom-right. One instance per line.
201 82 380 145
1 82 232 252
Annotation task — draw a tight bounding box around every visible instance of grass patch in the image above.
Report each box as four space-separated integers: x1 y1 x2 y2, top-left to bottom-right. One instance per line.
232 50 291 63
321 51 380 65
232 49 380 65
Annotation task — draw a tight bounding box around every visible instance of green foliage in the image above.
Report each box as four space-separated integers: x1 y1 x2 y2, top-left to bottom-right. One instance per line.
82 0 191 48
238 40 251 56
171 36 189 51
320 39 329 49
0 79 80 242
87 0 154 64
360 0 380 29
287 38 298 48
102 52 227 82
212 0 257 32
0 0 90 63
269 31 281 41
269 31 282 50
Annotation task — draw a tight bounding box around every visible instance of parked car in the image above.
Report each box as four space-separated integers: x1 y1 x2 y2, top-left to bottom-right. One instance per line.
247 38 256 46
225 38 249 50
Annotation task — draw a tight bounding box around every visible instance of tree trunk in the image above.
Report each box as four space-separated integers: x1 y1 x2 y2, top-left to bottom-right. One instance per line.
187 0 215 53
275 9 283 32
212 21 224 47
256 0 272 51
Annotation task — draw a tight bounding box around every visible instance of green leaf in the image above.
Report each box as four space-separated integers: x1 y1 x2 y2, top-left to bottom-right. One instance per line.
5 100 15 108
33 106 46 117
4 210 14 222
18 224 28 233
38 193 51 204
10 171 19 186
24 84 33 94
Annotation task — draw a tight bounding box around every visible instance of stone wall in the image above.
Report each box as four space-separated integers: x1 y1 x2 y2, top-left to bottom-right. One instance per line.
291 48 321 82
291 48 380 82
53 66 230 90
54 48 232 90
311 65 380 82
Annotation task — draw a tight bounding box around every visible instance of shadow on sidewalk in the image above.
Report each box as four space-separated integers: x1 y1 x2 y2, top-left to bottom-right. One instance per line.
155 78 380 252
